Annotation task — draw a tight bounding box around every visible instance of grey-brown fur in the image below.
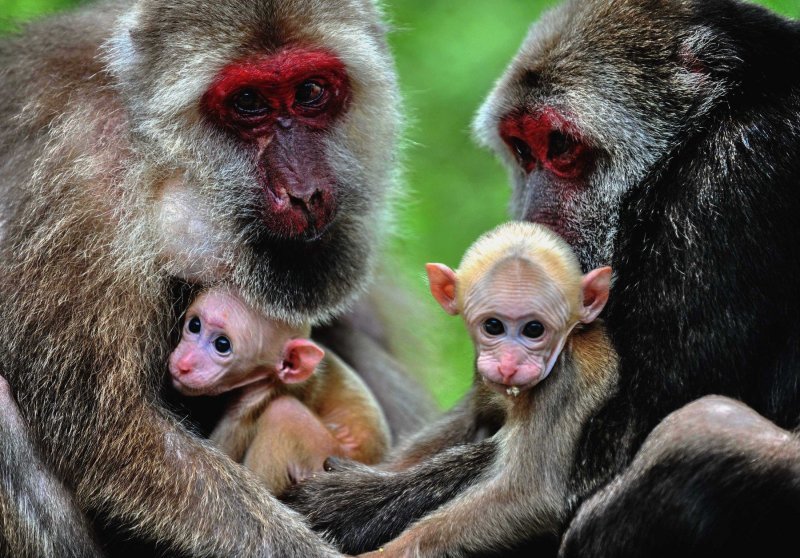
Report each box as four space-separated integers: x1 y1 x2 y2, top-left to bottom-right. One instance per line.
0 377 103 558
0 0 432 555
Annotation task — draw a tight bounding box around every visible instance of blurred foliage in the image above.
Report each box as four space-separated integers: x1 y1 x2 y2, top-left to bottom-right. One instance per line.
1 0 798 408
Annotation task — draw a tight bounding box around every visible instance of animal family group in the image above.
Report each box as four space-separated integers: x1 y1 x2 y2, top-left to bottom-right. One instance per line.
1 0 799 557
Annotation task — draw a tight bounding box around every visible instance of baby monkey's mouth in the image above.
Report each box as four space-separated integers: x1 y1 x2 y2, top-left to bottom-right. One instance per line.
481 377 540 398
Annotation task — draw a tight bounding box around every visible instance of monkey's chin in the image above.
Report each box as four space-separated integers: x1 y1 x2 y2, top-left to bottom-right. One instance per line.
170 376 219 397
481 377 541 398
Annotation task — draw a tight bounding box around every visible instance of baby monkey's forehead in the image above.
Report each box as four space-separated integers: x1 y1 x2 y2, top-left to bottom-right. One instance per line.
463 257 572 326
190 292 251 329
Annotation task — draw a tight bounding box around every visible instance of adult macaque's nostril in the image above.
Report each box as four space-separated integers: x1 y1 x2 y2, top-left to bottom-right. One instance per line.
288 188 323 211
308 190 323 208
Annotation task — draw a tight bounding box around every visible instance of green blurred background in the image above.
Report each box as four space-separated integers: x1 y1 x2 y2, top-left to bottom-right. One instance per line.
2 0 798 408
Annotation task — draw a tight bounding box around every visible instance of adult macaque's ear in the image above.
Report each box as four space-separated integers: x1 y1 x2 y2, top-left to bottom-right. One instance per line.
278 339 325 384
580 266 612 323
425 263 459 315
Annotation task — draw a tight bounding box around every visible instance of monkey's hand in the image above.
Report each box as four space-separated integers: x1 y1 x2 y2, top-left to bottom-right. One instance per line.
282 442 495 554
327 423 360 454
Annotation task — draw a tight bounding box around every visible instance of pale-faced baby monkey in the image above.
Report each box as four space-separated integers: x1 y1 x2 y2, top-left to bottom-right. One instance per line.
169 288 390 495
356 221 618 557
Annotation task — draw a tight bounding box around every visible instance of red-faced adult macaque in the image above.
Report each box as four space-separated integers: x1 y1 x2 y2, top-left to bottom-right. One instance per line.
288 222 618 556
0 0 434 555
169 288 389 494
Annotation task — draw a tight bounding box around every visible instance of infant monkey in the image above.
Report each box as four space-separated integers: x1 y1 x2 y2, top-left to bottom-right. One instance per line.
359 222 618 557
427 222 612 398
169 288 389 495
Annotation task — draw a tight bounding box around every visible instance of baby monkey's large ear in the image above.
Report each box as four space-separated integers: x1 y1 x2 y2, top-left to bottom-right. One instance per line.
580 266 613 323
426 263 459 316
278 339 325 384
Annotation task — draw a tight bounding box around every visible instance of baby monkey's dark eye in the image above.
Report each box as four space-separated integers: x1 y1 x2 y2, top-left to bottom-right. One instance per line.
522 321 545 339
214 336 232 354
187 317 201 334
483 318 505 336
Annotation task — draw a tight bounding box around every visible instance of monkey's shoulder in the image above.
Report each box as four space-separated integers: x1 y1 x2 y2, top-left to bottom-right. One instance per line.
0 3 127 145
566 321 618 390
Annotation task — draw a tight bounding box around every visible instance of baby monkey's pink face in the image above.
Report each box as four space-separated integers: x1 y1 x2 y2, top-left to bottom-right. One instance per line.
465 260 572 393
169 290 323 397
427 257 610 397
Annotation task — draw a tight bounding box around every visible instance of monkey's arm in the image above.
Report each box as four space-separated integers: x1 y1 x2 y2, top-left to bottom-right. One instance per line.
78 400 340 557
283 439 495 554
385 384 505 471
311 351 390 464
357 457 558 558
561 396 800 558
210 382 279 461
0 376 104 558
209 407 254 462
243 395 341 495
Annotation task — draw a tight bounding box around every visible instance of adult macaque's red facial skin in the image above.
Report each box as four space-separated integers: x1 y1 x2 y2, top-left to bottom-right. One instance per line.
499 108 593 180
202 48 351 239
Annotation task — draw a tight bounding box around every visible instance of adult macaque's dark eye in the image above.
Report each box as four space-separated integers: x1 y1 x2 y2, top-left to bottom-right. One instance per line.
187 317 201 334
231 88 269 116
509 137 532 164
522 321 545 339
483 318 505 336
295 81 325 106
214 336 232 354
547 131 576 159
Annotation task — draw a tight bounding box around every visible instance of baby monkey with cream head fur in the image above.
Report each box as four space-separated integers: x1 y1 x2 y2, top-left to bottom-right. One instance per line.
170 288 389 495
428 222 611 398
349 222 618 557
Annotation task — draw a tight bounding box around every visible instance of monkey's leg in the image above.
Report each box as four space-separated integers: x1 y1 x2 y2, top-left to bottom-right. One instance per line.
284 439 495 554
244 396 341 495
314 314 437 440
0 375 104 558
312 352 390 464
560 396 800 558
